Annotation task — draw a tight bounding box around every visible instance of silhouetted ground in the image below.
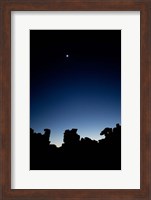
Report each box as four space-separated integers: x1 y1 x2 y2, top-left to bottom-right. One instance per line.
30 124 121 170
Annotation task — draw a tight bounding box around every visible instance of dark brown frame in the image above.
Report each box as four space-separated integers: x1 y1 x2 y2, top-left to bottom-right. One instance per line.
0 0 151 200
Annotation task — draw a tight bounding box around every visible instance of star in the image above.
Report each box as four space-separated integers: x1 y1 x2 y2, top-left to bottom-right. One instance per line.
66 54 69 58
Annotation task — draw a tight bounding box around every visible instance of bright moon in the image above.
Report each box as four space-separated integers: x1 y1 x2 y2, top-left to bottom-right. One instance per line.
66 54 69 58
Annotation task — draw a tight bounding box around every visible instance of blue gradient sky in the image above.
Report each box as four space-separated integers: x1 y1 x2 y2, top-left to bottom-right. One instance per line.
30 30 121 147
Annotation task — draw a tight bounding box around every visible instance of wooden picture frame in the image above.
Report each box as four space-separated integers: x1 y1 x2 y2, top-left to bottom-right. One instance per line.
0 0 151 199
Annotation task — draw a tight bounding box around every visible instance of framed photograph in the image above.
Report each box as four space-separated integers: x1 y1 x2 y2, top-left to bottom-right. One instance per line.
1 0 151 200
30 29 121 171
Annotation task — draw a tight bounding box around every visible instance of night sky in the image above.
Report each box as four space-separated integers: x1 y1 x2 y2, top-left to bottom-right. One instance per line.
30 30 121 147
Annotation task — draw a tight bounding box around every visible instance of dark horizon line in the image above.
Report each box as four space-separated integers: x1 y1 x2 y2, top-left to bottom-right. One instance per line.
30 123 121 147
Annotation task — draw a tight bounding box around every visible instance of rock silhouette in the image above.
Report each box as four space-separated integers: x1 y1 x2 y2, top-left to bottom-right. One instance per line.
30 124 121 170
63 129 80 145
